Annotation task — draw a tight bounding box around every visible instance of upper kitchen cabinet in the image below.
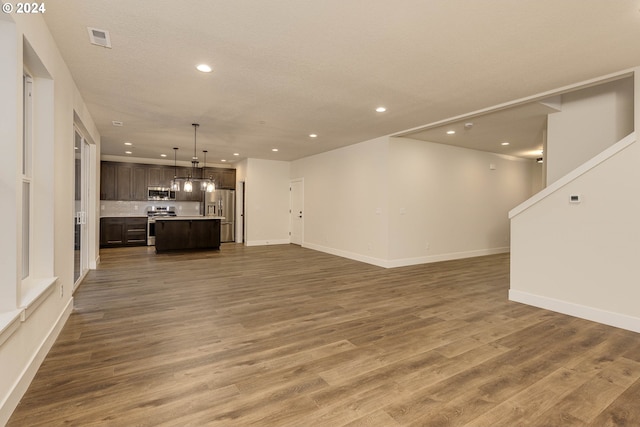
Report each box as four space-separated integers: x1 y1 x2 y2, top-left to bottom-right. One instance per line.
204 167 236 190
131 166 148 201
100 161 236 200
115 164 133 200
101 161 149 201
147 166 163 187
148 166 176 187
220 168 236 189
100 162 117 200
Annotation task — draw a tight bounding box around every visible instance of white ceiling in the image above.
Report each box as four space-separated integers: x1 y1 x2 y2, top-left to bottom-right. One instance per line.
42 1 640 164
398 100 557 158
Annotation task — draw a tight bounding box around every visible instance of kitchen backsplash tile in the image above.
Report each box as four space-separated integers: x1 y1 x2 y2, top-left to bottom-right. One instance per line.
100 201 201 217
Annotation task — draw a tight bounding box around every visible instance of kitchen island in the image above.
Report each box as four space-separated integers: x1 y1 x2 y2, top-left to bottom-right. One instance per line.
154 216 224 253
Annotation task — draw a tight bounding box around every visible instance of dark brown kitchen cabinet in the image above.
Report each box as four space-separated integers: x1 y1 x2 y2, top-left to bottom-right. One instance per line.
101 162 138 201
100 161 236 200
204 167 236 190
100 217 147 247
131 166 148 201
154 218 220 252
100 162 117 200
220 168 236 189
101 162 151 201
115 165 132 200
163 167 177 185
100 218 125 246
147 167 162 186
125 217 148 245
147 166 176 187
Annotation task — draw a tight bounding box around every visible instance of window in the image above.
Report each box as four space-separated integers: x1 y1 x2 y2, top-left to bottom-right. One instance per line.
22 74 32 280
19 38 56 314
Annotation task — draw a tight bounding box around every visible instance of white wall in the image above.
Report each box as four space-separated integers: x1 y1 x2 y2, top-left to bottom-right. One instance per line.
290 137 391 265
387 137 533 266
530 161 544 195
290 135 533 267
546 78 634 183
0 12 100 425
244 158 291 246
510 136 640 331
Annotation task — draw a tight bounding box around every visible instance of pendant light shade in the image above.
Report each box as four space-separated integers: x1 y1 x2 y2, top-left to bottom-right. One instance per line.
167 124 216 193
171 147 180 191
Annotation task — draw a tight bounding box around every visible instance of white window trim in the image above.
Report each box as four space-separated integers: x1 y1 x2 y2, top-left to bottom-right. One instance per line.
0 310 22 347
20 277 58 321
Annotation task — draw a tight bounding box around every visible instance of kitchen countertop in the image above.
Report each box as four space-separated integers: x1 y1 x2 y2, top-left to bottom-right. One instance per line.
100 214 147 218
155 216 225 220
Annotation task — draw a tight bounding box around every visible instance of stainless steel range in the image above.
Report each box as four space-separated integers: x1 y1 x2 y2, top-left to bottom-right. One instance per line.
146 206 176 245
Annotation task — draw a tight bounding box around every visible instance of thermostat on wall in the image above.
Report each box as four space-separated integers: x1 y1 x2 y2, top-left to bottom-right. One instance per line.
569 194 581 204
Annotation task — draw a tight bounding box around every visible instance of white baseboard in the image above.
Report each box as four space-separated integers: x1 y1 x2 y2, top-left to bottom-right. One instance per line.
302 242 389 267
509 289 640 333
385 247 510 268
0 298 73 426
303 243 509 269
90 254 100 269
245 239 290 247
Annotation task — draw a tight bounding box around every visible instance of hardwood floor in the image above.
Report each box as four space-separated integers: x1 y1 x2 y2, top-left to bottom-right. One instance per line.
8 244 640 426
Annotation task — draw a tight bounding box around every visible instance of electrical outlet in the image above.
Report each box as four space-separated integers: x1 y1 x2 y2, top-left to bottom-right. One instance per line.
60 284 64 298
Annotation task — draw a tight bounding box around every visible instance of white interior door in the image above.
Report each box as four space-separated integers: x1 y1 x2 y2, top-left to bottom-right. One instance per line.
290 179 303 245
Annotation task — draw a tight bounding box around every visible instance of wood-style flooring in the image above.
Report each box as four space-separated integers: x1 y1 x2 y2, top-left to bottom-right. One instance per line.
8 244 640 426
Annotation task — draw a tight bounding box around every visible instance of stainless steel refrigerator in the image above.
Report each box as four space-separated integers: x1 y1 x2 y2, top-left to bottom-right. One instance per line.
206 189 235 242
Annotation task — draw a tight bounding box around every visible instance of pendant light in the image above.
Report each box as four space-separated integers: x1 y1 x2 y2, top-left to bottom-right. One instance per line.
171 147 180 192
200 150 216 192
168 123 215 192
184 123 198 192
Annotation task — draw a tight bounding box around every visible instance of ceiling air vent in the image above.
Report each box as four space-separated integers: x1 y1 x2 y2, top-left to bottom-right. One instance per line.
87 27 112 48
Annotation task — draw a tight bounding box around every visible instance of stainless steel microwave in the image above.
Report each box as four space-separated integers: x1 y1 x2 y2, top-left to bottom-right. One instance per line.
148 187 176 200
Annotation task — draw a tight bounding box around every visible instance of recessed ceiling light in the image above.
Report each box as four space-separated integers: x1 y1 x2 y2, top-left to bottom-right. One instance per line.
233 153 239 156
112 120 123 127
124 142 132 146
309 134 318 138
272 148 278 152
375 107 387 113
501 142 510 146
446 130 455 135
160 154 167 158
196 64 212 73
221 159 227 162
125 151 132 154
